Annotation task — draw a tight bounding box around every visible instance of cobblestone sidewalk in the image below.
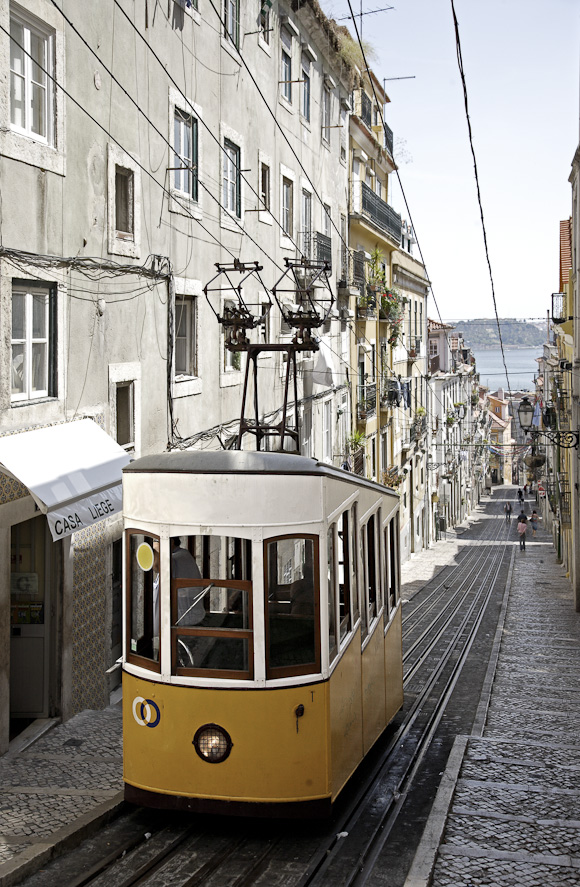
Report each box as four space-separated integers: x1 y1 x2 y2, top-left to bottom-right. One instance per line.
407 494 580 887
0 706 123 886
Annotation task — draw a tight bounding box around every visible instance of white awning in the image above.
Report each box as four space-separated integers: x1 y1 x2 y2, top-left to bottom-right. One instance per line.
0 419 131 540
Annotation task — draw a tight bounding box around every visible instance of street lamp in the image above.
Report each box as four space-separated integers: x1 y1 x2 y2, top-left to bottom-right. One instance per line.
517 396 579 450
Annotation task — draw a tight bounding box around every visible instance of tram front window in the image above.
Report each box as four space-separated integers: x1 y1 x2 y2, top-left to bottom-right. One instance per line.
265 535 320 677
127 532 160 668
171 534 253 678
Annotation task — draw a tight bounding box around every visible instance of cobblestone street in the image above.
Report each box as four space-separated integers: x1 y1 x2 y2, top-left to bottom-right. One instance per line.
0 707 122 885
407 490 580 887
2 490 579 887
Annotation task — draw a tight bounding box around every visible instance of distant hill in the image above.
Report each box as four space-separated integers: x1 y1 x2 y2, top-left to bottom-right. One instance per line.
447 318 546 349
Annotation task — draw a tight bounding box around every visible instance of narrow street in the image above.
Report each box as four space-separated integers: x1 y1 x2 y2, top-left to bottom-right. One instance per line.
1 487 578 887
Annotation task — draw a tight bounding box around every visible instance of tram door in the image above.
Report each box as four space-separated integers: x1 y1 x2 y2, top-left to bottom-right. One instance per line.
10 516 52 719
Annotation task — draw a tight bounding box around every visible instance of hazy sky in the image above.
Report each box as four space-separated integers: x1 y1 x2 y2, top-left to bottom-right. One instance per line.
324 0 580 322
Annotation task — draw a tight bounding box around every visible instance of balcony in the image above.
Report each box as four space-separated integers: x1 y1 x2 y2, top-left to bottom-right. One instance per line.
552 292 567 325
352 181 402 244
313 231 332 269
559 474 571 527
357 383 377 422
361 91 372 128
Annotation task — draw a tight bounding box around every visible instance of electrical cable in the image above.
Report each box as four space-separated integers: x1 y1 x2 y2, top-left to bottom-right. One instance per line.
449 0 514 399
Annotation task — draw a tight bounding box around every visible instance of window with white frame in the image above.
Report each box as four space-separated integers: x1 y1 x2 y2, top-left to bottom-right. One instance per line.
224 0 240 47
259 0 271 43
115 166 134 240
116 382 135 451
173 107 198 201
260 160 270 211
10 9 54 145
282 176 293 237
108 144 141 258
301 53 310 121
340 105 347 162
11 283 54 403
175 294 197 378
322 399 332 462
429 339 438 358
280 28 292 102
223 139 241 217
322 86 331 142
301 189 312 258
302 404 312 457
323 203 331 238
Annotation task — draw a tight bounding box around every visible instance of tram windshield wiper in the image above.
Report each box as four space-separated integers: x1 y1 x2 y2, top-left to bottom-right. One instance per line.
176 584 214 625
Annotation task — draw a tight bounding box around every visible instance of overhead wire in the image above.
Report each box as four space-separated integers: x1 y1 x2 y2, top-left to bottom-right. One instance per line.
449 0 514 398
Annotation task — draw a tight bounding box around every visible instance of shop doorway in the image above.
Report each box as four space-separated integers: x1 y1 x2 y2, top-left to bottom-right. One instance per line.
10 516 54 729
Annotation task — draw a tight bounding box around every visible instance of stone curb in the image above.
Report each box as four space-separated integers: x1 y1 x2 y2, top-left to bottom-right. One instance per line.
0 792 126 887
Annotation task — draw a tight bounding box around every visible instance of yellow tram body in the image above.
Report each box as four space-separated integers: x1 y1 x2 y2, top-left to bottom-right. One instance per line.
122 451 403 816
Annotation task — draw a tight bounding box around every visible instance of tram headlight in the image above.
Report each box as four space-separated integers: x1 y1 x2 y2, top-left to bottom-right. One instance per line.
193 723 233 763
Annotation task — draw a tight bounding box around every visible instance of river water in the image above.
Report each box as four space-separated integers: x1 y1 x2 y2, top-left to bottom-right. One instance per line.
471 347 541 393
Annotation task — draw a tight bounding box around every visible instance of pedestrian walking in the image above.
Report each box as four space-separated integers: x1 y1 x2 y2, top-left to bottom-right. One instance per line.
517 511 528 550
517 488 523 504
504 501 512 523
530 510 540 537
523 483 528 496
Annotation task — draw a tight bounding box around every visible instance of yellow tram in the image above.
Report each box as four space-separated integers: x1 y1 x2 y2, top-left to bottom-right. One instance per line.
122 451 402 816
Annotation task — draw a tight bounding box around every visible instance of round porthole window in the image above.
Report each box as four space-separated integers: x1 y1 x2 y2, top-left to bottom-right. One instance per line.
193 724 233 763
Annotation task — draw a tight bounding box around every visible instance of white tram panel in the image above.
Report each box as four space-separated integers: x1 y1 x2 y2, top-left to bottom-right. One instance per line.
122 451 326 530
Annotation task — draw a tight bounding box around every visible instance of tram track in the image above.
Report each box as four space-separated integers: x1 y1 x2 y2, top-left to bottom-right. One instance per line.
290 506 513 886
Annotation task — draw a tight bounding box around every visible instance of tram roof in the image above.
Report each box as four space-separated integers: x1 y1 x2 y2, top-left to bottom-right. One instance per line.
124 450 399 498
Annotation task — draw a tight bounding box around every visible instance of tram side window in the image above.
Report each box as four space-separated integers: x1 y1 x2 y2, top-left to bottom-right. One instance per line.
265 535 320 677
388 518 400 612
328 524 337 662
171 534 253 677
127 532 160 668
351 504 360 626
337 510 352 641
361 514 379 642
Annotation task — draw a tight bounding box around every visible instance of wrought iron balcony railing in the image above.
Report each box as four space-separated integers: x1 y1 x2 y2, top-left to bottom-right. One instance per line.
313 231 332 269
357 382 377 421
383 121 394 156
552 292 566 325
361 91 372 128
559 473 572 527
353 181 402 244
